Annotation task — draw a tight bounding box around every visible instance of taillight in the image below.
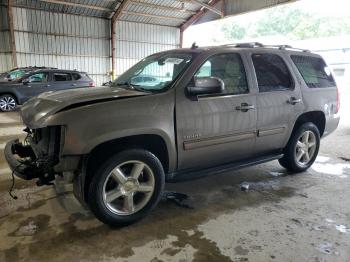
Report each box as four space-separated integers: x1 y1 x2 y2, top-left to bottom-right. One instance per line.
336 86 340 113
89 82 95 87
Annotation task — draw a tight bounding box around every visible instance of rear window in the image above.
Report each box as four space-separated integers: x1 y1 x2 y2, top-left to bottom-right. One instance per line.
291 55 336 88
252 53 293 92
54 73 72 81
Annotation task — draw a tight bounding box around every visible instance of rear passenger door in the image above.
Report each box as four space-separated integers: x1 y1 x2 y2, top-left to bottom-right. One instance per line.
249 52 304 154
50 72 76 91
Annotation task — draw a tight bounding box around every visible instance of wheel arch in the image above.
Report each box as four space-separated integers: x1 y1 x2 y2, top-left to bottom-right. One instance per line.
292 111 326 138
0 92 19 104
82 134 170 202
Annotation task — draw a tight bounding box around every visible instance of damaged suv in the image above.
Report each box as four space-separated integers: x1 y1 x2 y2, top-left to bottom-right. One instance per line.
5 43 340 226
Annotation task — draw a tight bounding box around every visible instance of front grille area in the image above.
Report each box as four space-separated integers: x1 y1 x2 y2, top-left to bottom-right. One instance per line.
29 126 61 165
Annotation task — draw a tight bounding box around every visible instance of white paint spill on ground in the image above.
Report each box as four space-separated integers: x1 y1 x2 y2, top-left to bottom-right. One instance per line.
335 225 350 234
311 156 350 178
311 162 349 178
315 156 331 163
269 171 285 177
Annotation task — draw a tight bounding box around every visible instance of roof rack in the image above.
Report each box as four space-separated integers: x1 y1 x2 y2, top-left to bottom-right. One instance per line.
263 44 310 52
222 42 310 52
224 42 263 48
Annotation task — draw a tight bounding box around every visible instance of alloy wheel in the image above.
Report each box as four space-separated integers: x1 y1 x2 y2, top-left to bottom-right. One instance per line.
102 160 155 215
0 96 16 111
295 130 317 166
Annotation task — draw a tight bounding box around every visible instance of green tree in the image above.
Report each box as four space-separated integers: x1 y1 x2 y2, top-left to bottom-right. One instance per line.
220 5 350 41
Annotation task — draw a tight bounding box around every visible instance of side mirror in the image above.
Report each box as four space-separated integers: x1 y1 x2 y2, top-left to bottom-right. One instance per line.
22 79 29 85
187 77 224 96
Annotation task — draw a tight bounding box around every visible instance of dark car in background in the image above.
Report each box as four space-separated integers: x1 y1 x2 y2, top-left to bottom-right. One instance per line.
0 67 57 82
0 69 95 111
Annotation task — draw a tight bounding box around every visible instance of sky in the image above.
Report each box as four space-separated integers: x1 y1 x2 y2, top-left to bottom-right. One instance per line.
183 0 350 47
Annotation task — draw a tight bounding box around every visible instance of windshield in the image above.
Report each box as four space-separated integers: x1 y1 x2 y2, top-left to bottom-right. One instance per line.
111 52 194 92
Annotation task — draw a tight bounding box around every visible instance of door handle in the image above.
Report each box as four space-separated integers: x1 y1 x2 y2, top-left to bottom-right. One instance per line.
46 84 50 87
72 83 77 86
287 97 302 105
236 103 255 112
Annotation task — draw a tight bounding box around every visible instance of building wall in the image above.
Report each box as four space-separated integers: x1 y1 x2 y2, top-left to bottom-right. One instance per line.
0 6 14 72
114 21 180 77
1 8 181 85
11 7 111 85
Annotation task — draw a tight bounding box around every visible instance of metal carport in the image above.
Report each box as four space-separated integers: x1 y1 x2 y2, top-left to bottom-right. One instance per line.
0 0 296 85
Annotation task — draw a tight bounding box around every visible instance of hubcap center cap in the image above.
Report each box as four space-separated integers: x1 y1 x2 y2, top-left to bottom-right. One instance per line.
121 179 139 194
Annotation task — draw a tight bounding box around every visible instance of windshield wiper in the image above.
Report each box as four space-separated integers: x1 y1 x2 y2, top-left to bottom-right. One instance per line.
113 82 151 93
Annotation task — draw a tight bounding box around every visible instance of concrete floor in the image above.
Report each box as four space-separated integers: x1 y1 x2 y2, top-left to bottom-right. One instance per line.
0 92 349 262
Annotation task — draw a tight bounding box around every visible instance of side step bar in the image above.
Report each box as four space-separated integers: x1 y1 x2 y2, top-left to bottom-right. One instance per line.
166 153 283 182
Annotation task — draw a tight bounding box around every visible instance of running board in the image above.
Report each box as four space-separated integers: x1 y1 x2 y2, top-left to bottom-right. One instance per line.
166 153 284 182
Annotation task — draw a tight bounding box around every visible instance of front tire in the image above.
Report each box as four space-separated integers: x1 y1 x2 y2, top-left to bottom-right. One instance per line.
88 149 165 226
279 122 320 173
0 95 17 112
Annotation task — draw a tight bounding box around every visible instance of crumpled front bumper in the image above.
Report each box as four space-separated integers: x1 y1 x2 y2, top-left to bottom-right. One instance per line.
4 139 42 180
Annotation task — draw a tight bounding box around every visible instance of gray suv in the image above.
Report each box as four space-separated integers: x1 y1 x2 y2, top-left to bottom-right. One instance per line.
0 69 95 111
5 43 340 226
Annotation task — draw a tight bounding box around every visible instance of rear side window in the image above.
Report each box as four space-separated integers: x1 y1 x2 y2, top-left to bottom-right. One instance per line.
54 73 72 81
252 54 293 92
72 73 81 80
291 55 336 88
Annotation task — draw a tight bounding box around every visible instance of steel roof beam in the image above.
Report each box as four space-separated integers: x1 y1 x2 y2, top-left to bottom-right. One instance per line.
111 0 131 22
130 0 196 15
39 0 113 12
121 10 187 22
189 0 223 17
180 0 222 32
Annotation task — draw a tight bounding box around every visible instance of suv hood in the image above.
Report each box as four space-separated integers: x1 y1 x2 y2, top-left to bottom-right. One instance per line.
21 86 148 128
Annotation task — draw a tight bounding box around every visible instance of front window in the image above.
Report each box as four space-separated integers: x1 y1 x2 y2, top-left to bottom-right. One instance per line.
27 73 49 83
112 52 194 92
8 69 26 80
194 53 249 95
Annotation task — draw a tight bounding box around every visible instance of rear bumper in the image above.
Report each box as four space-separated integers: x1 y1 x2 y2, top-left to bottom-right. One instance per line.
4 139 42 180
323 113 340 138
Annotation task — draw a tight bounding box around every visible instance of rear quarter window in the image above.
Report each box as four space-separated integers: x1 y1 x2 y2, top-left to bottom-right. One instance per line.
291 55 336 88
72 73 82 80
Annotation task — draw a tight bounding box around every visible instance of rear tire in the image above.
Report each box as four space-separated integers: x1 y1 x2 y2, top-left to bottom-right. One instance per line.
0 95 17 112
88 149 165 226
279 122 320 173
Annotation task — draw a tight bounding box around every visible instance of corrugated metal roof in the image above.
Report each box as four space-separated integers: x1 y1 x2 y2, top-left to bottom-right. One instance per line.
4 0 212 27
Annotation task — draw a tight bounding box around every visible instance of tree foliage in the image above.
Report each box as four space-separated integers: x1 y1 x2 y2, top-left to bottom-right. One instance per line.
220 5 350 41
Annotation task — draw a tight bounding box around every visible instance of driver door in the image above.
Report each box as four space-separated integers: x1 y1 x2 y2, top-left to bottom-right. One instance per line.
176 52 257 170
19 72 50 102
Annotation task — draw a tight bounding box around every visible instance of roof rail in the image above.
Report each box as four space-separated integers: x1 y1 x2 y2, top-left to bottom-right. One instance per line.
263 44 310 52
222 42 310 52
224 42 264 48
